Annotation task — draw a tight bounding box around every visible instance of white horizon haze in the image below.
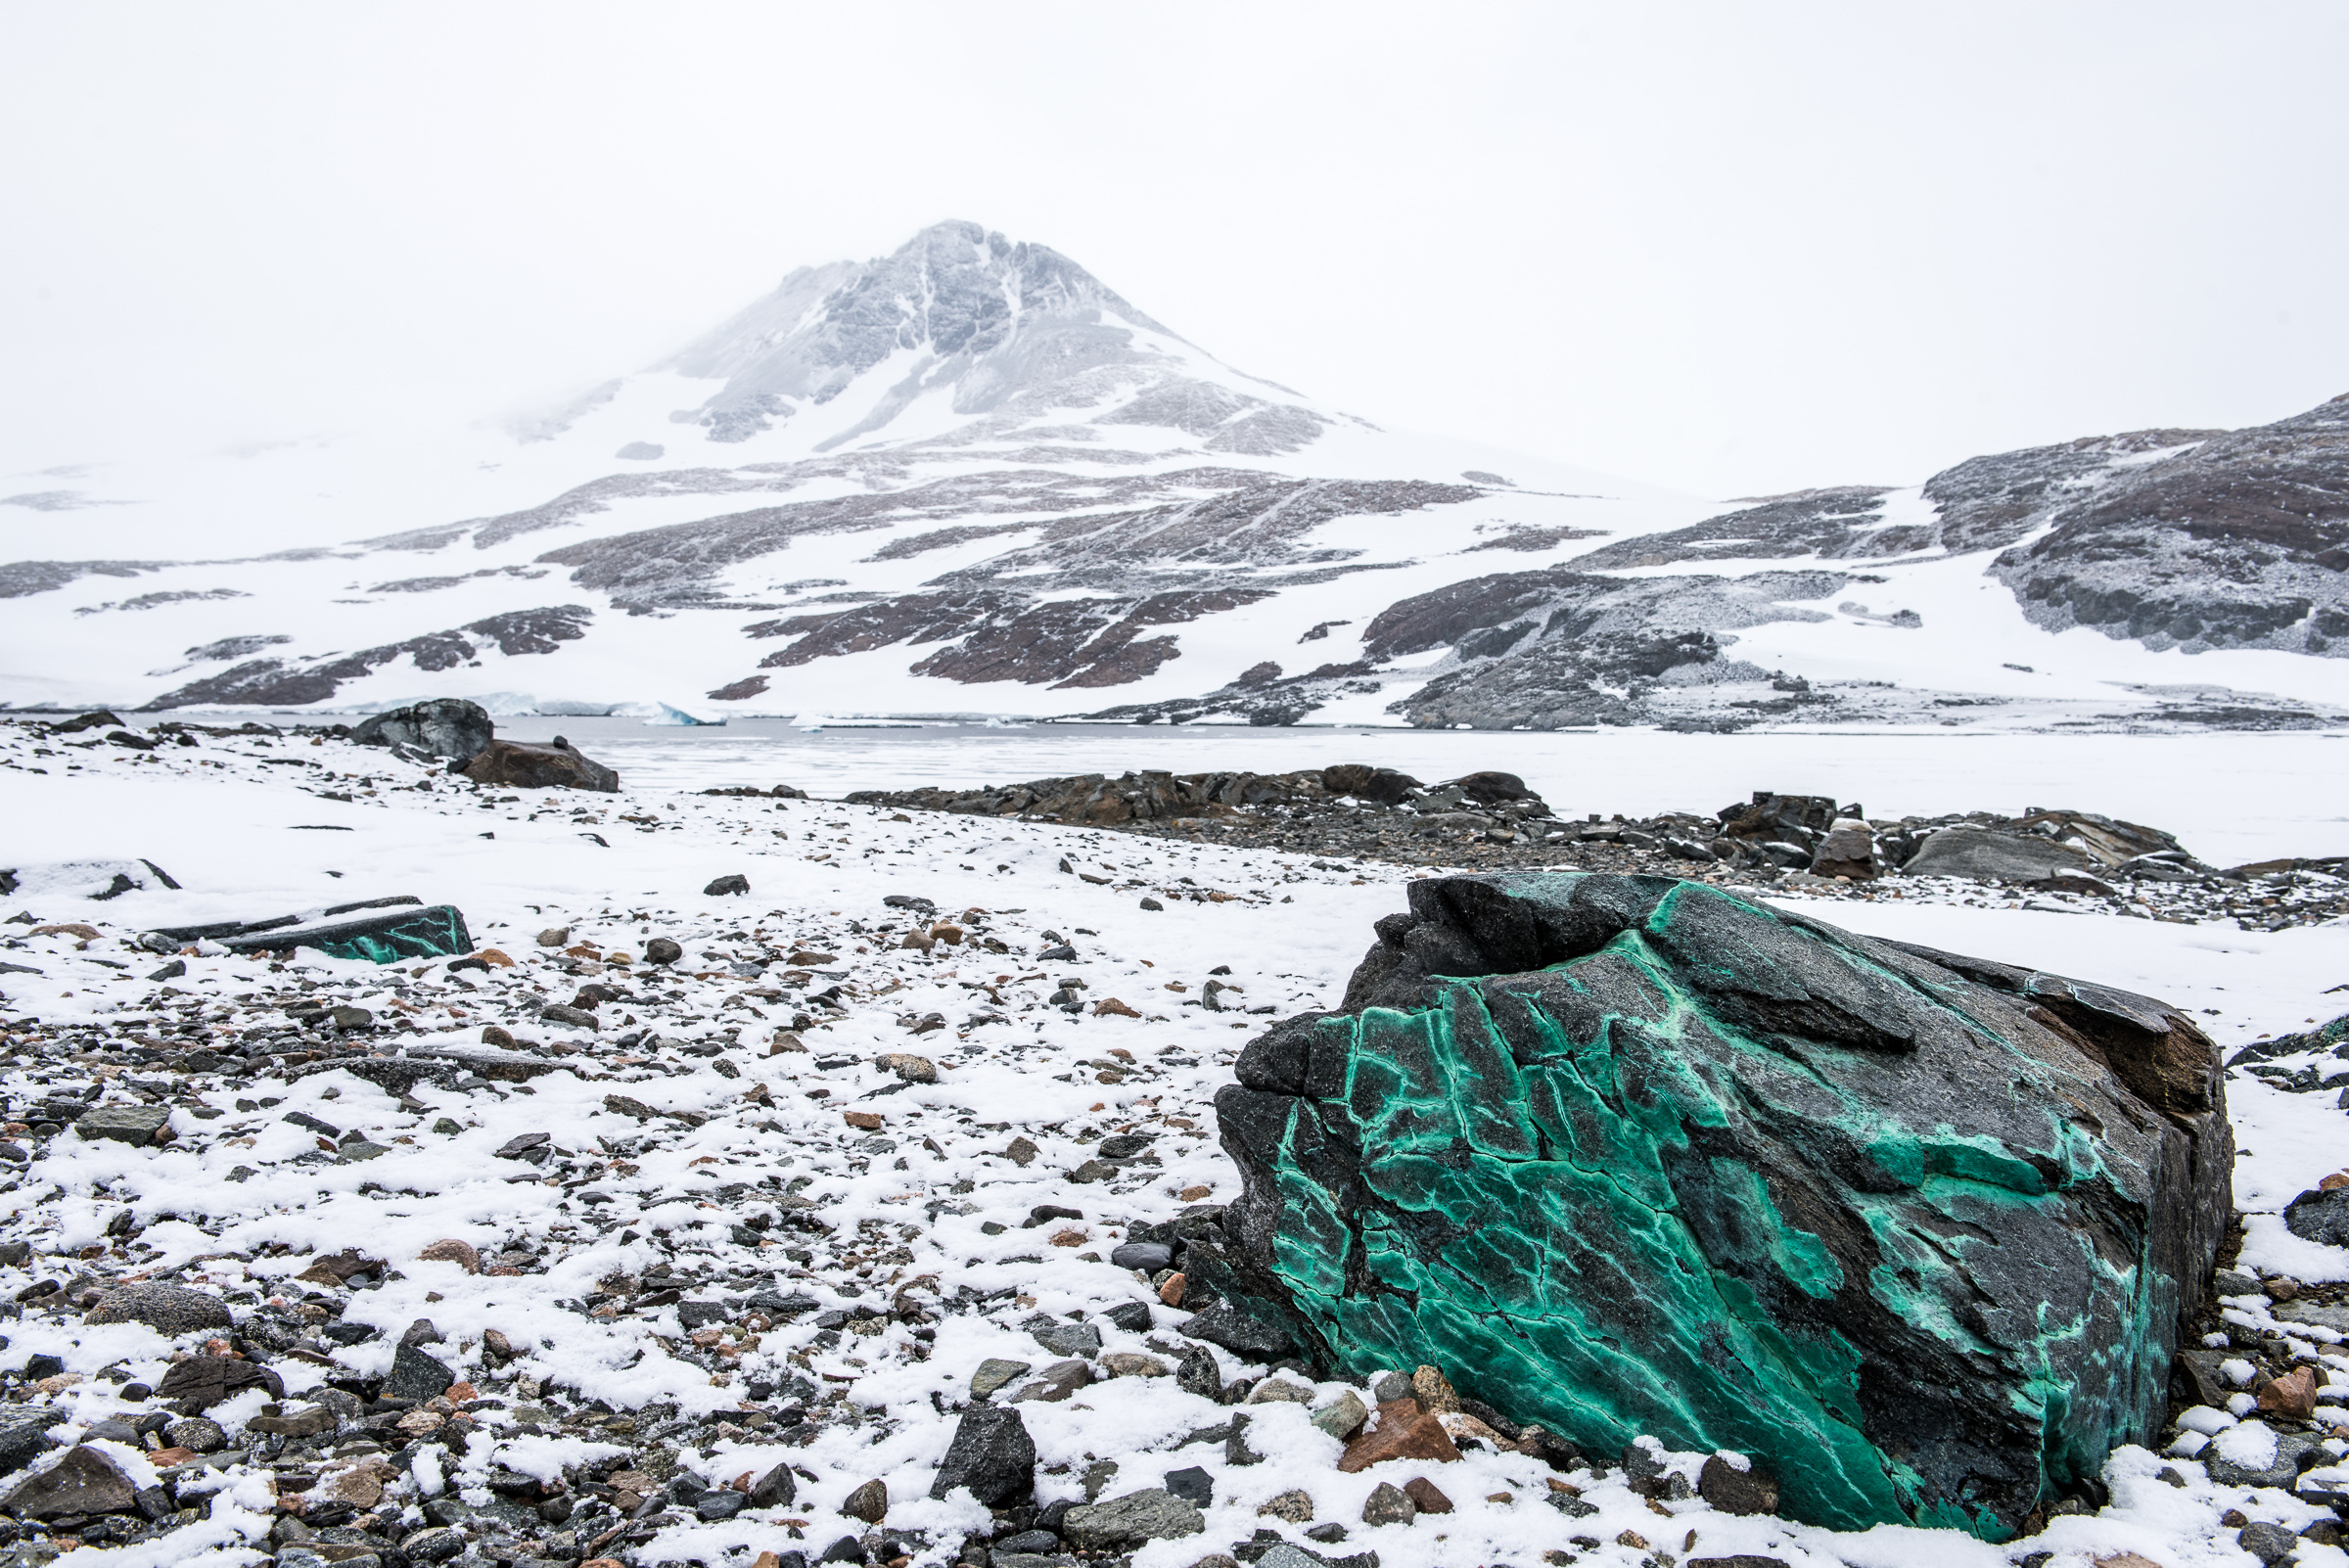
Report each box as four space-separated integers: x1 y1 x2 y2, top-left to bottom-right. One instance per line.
2 2 2345 518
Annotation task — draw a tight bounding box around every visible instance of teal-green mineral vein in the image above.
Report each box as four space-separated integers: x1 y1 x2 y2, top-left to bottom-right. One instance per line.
1265 883 2174 1538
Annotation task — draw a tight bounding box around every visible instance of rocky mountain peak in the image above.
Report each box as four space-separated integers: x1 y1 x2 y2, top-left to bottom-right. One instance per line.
657 219 1184 445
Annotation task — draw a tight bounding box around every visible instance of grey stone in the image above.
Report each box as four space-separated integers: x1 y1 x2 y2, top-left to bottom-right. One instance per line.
1028 1320 1102 1360
1162 1465 1213 1506
1175 1345 1223 1402
351 700 494 763
1360 1481 1415 1526
1698 1454 1780 1516
2205 1429 2318 1490
381 1343 457 1402
1111 1242 1174 1273
1902 826 2096 883
2276 1299 2349 1333
971 1359 1032 1400
1059 1487 1205 1549
0 1409 67 1479
2239 1521 2300 1565
1009 1360 1092 1404
1177 1302 1294 1361
82 1282 234 1335
74 1105 171 1144
931 1406 1036 1507
1244 1378 1312 1406
2 1445 138 1518
400 1528 466 1564
695 1491 748 1522
1312 1389 1367 1439
163 1417 225 1453
841 1477 887 1523
750 1462 798 1508
704 874 750 898
2284 1185 2349 1247
1256 1547 1333 1568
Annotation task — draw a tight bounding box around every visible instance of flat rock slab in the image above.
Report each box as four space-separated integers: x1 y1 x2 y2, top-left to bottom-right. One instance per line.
3 1445 137 1518
84 1283 233 1334
1903 826 2096 882
1210 872 2232 1538
1060 1486 1204 1549
75 1105 171 1143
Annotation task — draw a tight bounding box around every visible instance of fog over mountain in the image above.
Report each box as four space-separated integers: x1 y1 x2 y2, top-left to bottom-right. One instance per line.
4 221 2345 731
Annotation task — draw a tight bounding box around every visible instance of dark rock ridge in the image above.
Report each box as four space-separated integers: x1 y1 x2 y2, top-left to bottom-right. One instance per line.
1990 395 2349 656
845 764 1559 833
0 559 170 600
1202 872 2231 1537
143 607 592 710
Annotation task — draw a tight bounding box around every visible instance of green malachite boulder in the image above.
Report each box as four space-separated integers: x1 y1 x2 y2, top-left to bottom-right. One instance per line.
1203 873 2229 1539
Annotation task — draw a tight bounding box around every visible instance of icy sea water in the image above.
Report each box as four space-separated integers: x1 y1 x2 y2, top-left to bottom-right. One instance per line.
348 718 2349 867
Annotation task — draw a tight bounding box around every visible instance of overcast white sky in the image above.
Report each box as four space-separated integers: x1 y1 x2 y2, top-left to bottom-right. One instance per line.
4 2 2345 500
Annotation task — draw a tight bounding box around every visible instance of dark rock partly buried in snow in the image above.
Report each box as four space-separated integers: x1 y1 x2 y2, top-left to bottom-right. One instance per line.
73 1105 172 1144
929 1405 1036 1506
1208 871 2232 1538
704 873 751 897
83 1282 233 1334
0 1409 68 1480
154 1355 283 1412
456 737 620 793
2283 1184 2349 1247
1 1445 138 1518
351 699 495 762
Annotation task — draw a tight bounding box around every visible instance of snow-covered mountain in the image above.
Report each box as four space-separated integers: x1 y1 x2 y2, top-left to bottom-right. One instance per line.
5 219 2347 729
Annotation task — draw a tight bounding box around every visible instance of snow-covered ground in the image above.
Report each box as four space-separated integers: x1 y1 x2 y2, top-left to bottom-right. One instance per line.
1 723 2345 1568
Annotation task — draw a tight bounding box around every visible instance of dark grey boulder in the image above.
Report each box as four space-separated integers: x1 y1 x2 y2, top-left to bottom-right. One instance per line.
74 1105 171 1144
456 737 619 792
704 874 750 897
2 1445 138 1518
750 1461 798 1508
1028 1319 1102 1359
399 1527 465 1564
1176 1302 1294 1362
1902 825 2097 882
2205 1428 2318 1490
929 1405 1035 1506
1208 871 2232 1538
2284 1185 2349 1247
154 1356 282 1412
352 699 494 762
84 1282 233 1334
1060 1487 1204 1549
0 1409 67 1479
382 1343 458 1402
